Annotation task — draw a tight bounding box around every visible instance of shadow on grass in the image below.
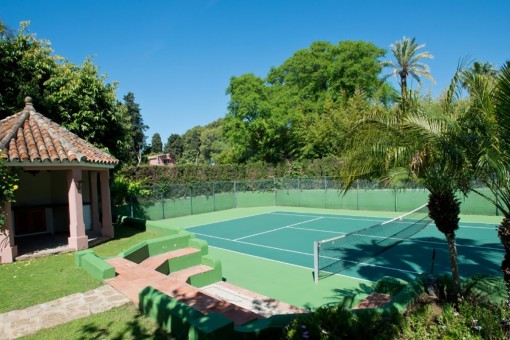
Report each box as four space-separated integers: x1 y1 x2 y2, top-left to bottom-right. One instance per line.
78 312 173 340
113 223 146 239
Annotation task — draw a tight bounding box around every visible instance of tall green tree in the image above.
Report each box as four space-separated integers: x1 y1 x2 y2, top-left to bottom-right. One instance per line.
382 37 435 95
164 134 183 160
150 133 163 154
223 40 387 163
199 119 228 164
223 73 269 163
181 126 203 164
123 92 147 165
341 70 470 297
0 21 130 163
0 21 57 118
45 58 130 160
460 61 510 300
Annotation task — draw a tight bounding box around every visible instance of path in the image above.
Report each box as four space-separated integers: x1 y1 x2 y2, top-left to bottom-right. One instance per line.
0 285 130 339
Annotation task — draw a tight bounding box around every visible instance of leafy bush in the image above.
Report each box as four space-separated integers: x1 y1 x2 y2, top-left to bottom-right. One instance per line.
373 276 408 296
400 299 510 339
284 305 401 339
0 163 19 228
119 157 342 185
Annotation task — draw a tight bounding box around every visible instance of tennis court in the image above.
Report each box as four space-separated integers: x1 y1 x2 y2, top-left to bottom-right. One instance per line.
186 208 503 283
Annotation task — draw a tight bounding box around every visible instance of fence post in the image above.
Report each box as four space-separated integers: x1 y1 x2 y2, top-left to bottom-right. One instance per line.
190 186 193 215
234 180 237 208
324 176 327 209
274 178 277 206
129 195 133 218
161 190 165 219
356 180 359 210
298 177 302 207
394 188 397 212
213 182 216 211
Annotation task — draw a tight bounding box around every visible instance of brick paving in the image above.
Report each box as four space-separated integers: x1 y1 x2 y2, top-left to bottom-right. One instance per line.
105 249 265 326
0 248 306 338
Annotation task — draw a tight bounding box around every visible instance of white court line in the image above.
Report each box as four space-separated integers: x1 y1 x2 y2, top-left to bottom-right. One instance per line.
271 212 497 230
233 217 323 241
197 232 418 276
194 232 313 257
320 254 420 274
208 246 374 283
459 225 497 230
185 211 273 230
288 226 347 235
270 212 386 223
332 231 503 251
204 233 418 275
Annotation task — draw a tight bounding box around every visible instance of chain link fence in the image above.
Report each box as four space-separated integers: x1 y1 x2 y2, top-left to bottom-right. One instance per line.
113 177 498 221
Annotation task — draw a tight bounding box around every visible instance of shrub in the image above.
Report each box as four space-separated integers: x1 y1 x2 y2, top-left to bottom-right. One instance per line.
0 163 18 229
284 304 401 339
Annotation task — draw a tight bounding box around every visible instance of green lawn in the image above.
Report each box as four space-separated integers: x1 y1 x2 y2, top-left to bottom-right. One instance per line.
0 224 162 313
20 304 172 340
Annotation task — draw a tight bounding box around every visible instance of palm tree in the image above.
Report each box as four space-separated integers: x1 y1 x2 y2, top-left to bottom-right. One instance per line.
382 37 435 95
341 68 468 297
460 62 510 300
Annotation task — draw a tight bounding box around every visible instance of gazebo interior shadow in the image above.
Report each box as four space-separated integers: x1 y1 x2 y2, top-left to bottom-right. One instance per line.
14 231 109 261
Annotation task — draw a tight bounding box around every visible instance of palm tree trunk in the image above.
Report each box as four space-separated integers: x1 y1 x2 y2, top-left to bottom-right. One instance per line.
399 70 407 96
497 217 510 302
445 232 461 298
428 190 461 299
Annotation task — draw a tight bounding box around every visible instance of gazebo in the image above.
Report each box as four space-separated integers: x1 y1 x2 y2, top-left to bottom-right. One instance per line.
0 97 118 263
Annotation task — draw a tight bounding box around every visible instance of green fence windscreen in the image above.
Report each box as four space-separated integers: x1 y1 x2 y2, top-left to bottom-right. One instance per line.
112 178 497 221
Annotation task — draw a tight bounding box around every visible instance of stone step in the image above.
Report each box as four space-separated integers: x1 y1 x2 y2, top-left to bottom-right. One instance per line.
201 281 306 317
138 247 200 271
168 264 214 282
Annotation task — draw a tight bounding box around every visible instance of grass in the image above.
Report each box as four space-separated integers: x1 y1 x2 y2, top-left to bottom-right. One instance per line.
0 224 162 313
20 304 173 340
93 223 162 257
0 252 102 313
5 210 506 338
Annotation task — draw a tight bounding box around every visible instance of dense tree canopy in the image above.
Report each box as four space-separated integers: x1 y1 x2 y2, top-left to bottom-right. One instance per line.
222 40 390 164
150 133 163 154
164 134 183 160
0 22 141 164
123 92 147 165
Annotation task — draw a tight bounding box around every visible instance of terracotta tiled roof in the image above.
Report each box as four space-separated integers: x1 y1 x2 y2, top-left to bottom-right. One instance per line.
0 97 118 166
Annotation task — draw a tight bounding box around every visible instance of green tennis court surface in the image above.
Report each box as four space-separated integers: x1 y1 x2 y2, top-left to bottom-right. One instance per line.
186 210 503 283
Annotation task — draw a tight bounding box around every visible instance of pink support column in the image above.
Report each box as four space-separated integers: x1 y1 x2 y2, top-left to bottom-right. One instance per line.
67 168 88 250
89 171 101 231
0 202 17 263
100 170 114 238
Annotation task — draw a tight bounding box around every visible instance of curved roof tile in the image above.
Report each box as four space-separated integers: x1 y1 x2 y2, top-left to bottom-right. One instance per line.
0 98 118 166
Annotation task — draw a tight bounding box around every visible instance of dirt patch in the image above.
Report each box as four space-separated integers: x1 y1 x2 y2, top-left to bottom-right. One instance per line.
352 293 392 310
406 293 443 319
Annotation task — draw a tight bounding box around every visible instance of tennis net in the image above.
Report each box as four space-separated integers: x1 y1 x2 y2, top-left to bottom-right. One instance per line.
313 204 431 283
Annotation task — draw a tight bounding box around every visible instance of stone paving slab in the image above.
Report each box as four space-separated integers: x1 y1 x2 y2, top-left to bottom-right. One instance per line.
201 282 306 318
0 285 130 339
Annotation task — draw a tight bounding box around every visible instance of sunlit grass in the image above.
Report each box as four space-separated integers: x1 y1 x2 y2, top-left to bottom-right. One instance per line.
0 224 163 313
20 304 172 340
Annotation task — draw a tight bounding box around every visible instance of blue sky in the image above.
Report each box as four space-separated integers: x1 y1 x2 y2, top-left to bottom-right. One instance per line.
1 1 509 142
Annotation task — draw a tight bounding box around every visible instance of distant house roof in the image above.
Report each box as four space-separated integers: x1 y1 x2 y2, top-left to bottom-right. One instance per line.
147 153 175 166
0 97 118 167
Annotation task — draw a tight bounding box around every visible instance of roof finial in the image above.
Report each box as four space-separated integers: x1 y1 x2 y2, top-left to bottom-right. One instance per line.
24 96 35 111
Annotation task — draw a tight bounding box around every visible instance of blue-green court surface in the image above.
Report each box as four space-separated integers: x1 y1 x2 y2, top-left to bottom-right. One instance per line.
148 206 503 309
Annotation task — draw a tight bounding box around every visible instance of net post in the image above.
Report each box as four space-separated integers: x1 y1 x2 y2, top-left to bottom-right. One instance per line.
313 241 319 284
